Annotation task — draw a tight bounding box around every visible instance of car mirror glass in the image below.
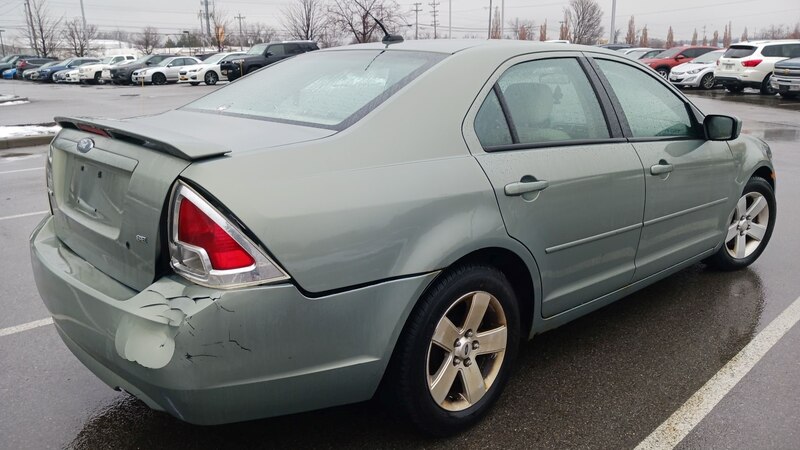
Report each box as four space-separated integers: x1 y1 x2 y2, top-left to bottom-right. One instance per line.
705 114 741 141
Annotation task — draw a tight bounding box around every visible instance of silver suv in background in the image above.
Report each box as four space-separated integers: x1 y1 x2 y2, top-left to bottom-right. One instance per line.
714 40 800 94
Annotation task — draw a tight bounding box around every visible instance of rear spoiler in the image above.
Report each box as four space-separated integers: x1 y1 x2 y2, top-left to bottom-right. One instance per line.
55 116 230 161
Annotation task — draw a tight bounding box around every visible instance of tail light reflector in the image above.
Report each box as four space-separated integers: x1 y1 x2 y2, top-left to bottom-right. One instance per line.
178 199 255 270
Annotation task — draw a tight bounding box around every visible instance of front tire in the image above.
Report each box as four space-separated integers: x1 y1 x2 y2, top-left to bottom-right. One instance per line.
700 73 715 90
152 73 167 85
656 67 670 78
707 177 775 271
760 73 776 95
204 71 218 85
390 264 520 436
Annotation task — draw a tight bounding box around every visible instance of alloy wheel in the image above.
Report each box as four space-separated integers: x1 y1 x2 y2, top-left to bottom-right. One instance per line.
725 192 769 259
701 73 715 90
427 291 507 411
205 72 218 85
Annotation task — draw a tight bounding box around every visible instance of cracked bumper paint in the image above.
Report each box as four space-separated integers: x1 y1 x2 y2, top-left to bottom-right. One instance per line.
30 216 437 425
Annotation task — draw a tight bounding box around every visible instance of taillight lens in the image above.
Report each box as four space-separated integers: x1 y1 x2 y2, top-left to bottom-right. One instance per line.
168 181 290 288
741 59 762 67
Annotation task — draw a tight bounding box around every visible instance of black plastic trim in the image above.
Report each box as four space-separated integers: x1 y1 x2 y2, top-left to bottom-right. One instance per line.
484 137 628 153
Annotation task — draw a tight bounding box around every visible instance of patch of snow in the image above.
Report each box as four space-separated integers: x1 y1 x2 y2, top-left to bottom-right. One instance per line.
0 125 61 139
0 100 30 106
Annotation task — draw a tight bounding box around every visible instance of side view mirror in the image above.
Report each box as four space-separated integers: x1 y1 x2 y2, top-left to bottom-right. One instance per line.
265 52 273 57
705 114 742 141
675 55 685 61
145 61 153 66
167 64 174 67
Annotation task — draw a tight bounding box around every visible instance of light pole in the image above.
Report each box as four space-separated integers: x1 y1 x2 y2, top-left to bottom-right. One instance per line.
448 0 451 39
609 0 616 44
183 30 192 55
0 30 5 57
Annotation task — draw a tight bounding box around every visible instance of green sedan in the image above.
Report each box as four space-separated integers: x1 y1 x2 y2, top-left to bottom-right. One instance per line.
30 39 776 435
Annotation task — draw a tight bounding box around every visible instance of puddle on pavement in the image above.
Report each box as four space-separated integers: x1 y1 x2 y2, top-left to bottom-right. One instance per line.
0 152 32 158
743 128 800 143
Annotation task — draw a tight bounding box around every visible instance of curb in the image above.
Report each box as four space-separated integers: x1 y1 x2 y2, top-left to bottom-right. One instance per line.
0 134 55 150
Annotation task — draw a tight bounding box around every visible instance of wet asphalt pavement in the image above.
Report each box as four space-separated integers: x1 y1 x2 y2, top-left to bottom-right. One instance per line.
1 87 799 449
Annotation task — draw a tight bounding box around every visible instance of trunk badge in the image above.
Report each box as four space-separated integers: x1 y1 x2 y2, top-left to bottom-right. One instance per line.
77 138 94 153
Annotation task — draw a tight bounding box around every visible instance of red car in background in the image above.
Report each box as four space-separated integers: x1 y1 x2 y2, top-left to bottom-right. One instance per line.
641 46 718 78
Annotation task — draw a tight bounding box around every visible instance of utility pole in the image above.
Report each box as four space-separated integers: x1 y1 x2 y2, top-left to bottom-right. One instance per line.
24 0 38 56
0 30 5 57
202 0 212 37
412 3 422 40
448 0 451 39
235 12 246 50
429 1 439 39
79 0 87 32
487 0 492 39
198 10 205 35
500 0 504 39
609 0 616 43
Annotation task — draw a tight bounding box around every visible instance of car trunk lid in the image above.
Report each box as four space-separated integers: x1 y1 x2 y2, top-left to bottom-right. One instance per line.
50 114 335 291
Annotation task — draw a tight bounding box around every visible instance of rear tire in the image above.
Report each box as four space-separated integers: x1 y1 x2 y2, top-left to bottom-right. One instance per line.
388 264 520 436
706 177 775 271
760 73 776 95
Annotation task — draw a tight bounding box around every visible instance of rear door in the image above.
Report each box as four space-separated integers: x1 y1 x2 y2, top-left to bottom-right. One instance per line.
591 55 736 281
464 53 645 318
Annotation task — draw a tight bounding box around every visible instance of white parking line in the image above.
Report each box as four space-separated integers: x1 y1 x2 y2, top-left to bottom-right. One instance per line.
0 167 43 175
0 211 48 221
635 295 800 450
0 318 53 338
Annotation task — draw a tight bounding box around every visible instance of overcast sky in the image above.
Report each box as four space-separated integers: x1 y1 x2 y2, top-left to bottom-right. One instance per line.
0 0 798 44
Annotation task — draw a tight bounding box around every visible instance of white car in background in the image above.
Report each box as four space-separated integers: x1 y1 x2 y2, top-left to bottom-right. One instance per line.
79 54 137 84
669 49 725 89
178 52 246 86
131 56 201 85
619 47 665 60
715 40 800 94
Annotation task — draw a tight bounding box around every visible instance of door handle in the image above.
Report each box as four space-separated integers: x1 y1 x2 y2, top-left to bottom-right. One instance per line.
650 161 674 175
504 179 549 196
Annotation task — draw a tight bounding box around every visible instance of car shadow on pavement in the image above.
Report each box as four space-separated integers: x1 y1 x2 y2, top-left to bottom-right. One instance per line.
68 266 765 450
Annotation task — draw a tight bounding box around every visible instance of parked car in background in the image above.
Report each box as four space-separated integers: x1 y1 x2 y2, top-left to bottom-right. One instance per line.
63 68 82 83
771 57 800 98
15 57 56 79
178 52 245 86
109 54 177 84
25 61 60 81
220 41 318 81
620 47 665 60
0 54 37 73
31 40 775 437
79 54 137 84
641 46 717 78
600 43 633 51
1 68 16 79
38 57 100 82
52 69 73 83
131 56 202 85
669 49 725 89
714 40 800 94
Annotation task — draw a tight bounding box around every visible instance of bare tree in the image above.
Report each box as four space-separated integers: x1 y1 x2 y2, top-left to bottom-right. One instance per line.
328 0 404 43
490 7 502 39
625 16 636 45
741 26 748 42
565 0 603 45
710 30 718 47
791 22 800 39
559 11 570 41
63 18 98 56
510 18 535 40
23 0 63 57
691 28 698 45
316 20 346 47
282 0 327 41
539 19 548 41
134 26 161 55
701 29 708 46
208 9 231 51
245 22 277 45
613 28 621 43
638 25 648 47
649 37 665 48
665 26 674 48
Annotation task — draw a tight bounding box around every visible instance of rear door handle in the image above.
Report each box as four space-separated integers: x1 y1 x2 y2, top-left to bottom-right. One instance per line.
504 180 549 196
650 161 674 175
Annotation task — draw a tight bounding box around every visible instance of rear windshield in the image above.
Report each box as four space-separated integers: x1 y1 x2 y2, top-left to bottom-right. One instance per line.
692 50 725 64
185 50 446 130
724 46 756 58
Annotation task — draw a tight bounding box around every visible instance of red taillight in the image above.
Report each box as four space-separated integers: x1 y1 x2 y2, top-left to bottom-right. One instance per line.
178 198 255 270
741 59 762 67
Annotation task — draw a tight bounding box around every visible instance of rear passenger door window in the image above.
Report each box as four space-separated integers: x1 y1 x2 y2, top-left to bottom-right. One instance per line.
474 58 610 149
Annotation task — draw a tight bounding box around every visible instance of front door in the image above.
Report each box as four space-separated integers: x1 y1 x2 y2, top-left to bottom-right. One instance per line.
592 57 736 281
466 55 645 318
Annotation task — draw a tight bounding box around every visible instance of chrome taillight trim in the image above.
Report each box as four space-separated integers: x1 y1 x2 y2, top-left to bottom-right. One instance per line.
168 180 291 289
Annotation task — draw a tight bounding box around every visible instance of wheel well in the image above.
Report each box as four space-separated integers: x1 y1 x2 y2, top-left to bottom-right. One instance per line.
753 166 774 190
449 248 535 337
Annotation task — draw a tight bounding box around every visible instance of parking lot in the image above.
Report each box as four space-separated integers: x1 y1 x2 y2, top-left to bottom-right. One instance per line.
0 78 799 448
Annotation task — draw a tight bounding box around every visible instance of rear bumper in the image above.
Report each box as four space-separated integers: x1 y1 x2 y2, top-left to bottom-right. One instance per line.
30 216 435 425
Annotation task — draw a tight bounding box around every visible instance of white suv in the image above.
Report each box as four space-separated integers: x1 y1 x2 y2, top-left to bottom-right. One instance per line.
79 54 137 84
714 40 800 94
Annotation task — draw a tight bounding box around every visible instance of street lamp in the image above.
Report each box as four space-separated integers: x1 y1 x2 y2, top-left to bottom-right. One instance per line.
0 30 5 57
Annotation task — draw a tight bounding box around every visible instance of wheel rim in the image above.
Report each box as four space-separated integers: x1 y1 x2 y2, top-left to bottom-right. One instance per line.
725 192 769 259
426 291 507 412
154 74 165 85
206 72 217 84
702 74 714 89
658 69 668 78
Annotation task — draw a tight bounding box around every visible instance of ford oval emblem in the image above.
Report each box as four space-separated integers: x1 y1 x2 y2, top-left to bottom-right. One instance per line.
77 138 94 153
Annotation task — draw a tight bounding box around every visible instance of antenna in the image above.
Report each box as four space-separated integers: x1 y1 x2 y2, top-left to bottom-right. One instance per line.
367 11 404 44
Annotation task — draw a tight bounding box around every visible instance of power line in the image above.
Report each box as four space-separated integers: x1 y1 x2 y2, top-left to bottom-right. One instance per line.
411 2 422 40
429 1 439 39
234 12 245 50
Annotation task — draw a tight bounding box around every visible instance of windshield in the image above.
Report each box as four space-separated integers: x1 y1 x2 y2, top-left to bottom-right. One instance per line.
202 53 227 64
653 47 683 59
0 55 12 63
692 50 724 64
247 43 268 55
98 56 114 64
186 50 446 130
40 62 58 69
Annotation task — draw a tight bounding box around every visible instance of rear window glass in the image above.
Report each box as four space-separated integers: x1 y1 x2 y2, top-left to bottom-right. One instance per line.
185 50 446 130
724 46 756 58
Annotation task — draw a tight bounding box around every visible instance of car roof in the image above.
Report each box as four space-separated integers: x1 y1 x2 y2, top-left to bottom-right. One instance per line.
322 39 616 55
